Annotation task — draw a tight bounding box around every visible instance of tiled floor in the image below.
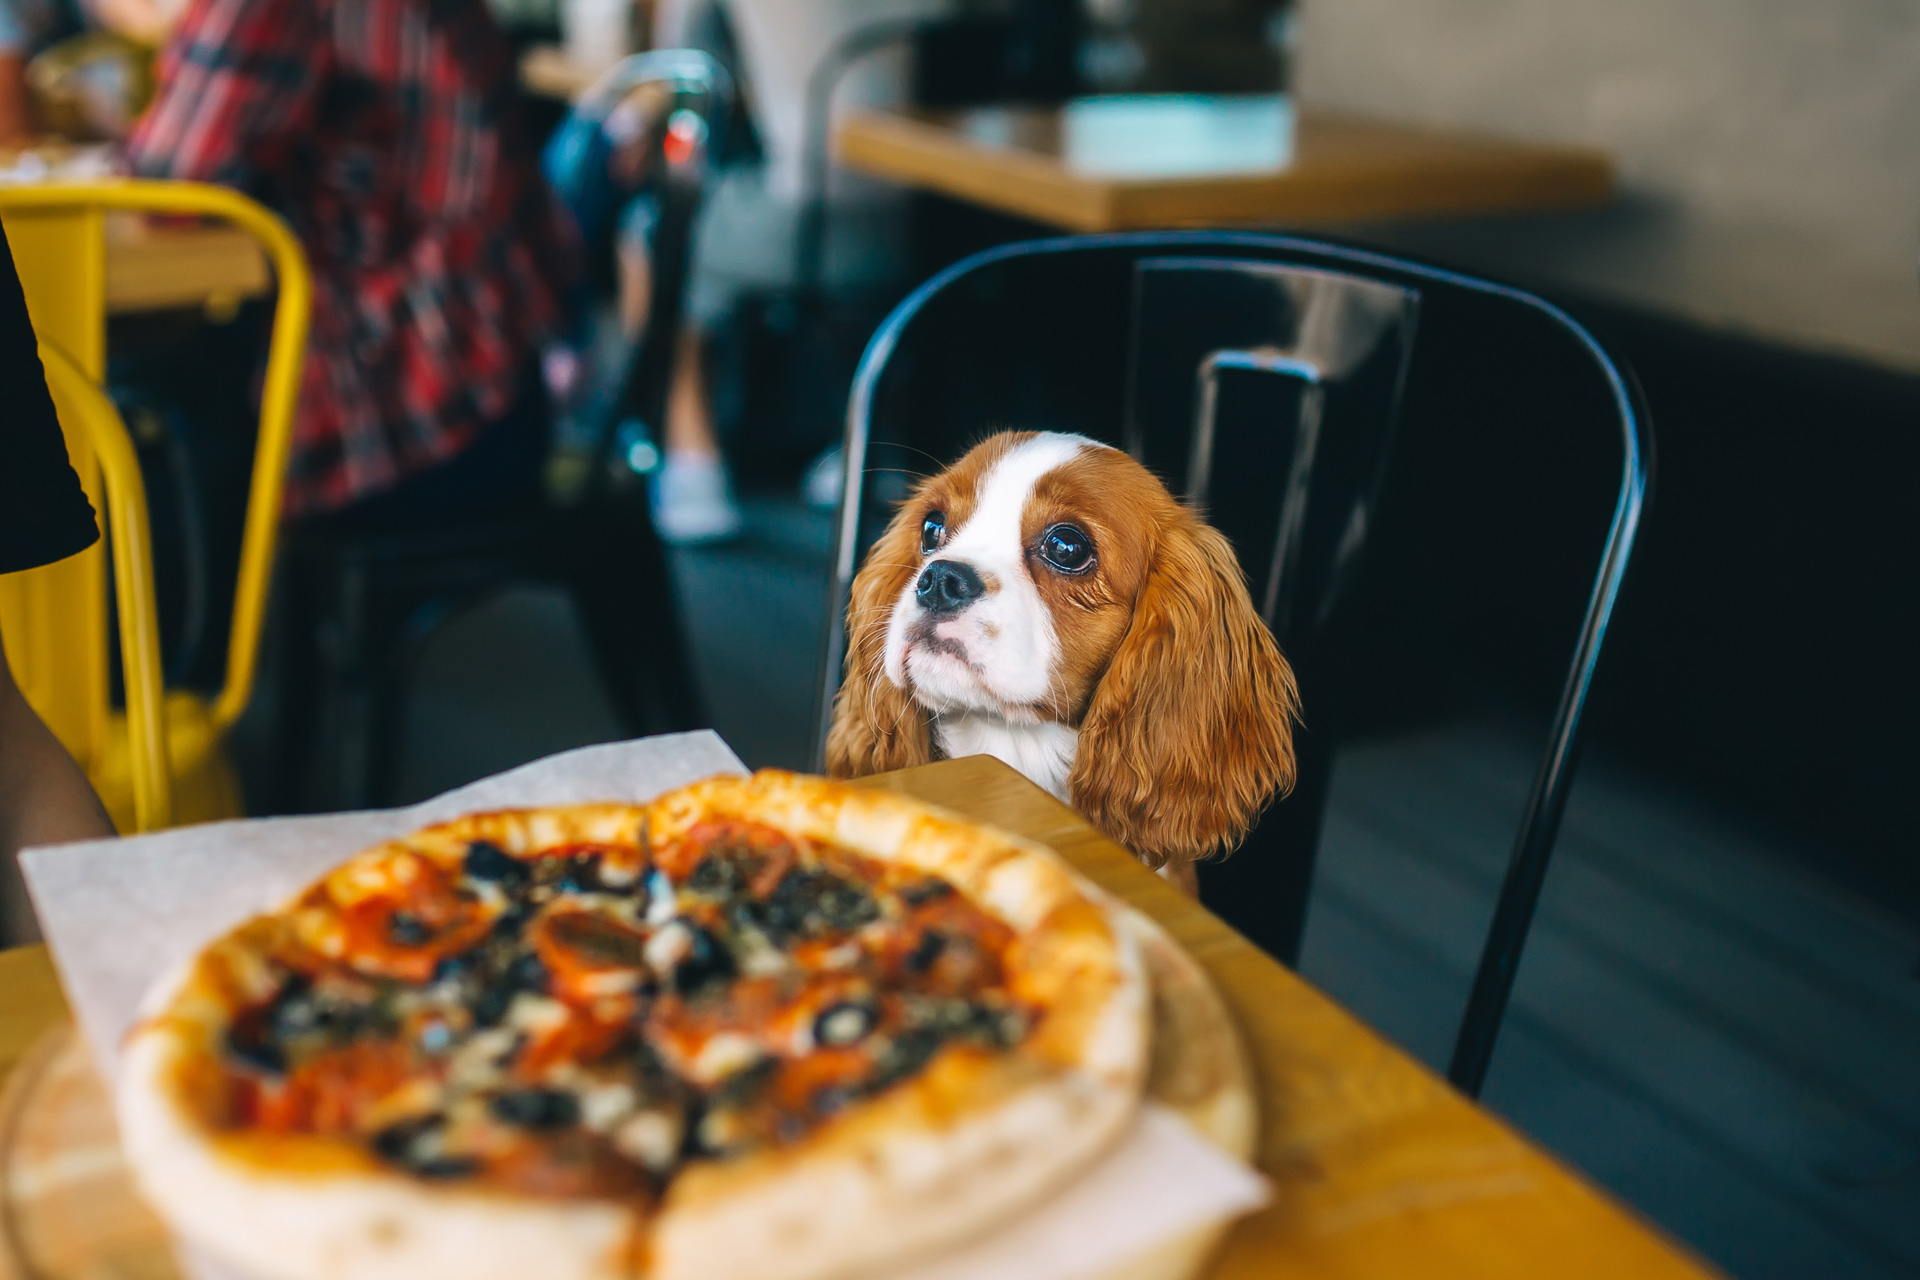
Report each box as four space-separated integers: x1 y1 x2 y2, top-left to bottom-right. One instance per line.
379 494 1920 1279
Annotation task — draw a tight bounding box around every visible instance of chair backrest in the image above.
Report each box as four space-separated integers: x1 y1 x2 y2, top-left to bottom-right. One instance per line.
814 232 1652 1096
0 181 310 822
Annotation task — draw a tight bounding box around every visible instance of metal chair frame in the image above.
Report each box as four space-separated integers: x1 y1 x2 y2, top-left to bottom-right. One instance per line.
0 180 309 832
813 230 1653 1097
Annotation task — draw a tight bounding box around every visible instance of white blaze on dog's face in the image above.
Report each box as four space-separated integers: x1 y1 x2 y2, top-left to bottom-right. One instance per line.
885 433 1084 716
881 433 1153 741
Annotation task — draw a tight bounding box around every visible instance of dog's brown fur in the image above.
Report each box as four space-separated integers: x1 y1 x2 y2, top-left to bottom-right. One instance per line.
826 433 1299 875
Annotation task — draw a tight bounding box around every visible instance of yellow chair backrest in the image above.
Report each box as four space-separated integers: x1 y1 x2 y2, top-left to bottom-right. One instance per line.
32 337 170 828
0 181 309 829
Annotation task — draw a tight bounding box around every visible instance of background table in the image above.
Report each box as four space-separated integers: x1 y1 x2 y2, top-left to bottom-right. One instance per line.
519 44 600 102
104 223 269 316
837 105 1615 232
0 755 1717 1278
1 154 272 315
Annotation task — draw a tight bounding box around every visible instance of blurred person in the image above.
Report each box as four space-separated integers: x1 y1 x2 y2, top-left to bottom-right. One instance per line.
542 63 743 544
123 0 578 524
0 220 117 942
604 91 742 545
650 0 932 514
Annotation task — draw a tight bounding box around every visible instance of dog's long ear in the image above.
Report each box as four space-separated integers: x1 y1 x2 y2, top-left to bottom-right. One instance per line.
825 505 934 778
1069 517 1298 867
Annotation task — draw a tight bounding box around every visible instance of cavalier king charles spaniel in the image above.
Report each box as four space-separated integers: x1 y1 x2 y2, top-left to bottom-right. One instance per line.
826 431 1298 887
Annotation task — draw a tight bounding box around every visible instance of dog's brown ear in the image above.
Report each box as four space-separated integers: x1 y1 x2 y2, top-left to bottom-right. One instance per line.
1069 517 1298 867
825 505 935 778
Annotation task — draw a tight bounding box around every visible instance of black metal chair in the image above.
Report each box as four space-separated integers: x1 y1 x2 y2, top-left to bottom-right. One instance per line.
810 232 1652 1097
273 52 727 813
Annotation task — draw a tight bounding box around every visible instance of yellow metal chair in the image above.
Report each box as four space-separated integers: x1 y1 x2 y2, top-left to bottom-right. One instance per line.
0 181 309 832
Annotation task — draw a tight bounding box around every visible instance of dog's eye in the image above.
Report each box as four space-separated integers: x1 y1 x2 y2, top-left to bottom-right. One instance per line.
1037 524 1094 574
919 511 945 554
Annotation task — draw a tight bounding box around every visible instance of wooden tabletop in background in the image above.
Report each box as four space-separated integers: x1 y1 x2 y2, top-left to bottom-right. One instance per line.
837 105 1615 232
0 755 1717 1278
104 224 269 316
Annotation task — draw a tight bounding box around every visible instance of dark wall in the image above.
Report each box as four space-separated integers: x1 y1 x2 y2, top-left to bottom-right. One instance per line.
1577 312 1920 912
1346 292 1920 919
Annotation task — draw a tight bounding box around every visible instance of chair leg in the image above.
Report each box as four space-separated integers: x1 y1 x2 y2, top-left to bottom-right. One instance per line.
333 556 421 811
363 635 410 810
271 549 326 813
364 596 462 809
561 500 706 735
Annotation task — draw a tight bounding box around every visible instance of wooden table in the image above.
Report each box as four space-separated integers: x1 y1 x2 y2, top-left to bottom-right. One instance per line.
1 189 272 316
837 104 1614 232
0 755 1718 1279
104 223 271 316
520 44 600 102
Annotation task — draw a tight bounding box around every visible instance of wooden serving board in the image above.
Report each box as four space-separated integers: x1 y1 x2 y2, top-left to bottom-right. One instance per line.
0 912 1254 1280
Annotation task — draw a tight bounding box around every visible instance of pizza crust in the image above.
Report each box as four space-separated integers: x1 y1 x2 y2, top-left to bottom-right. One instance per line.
646 775 1148 1280
116 772 1148 1280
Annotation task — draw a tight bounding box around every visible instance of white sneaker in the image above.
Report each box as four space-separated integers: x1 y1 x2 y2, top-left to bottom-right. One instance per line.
652 451 744 545
802 446 844 510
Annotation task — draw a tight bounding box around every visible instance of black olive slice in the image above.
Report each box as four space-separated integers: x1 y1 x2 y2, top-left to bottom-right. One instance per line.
650 919 735 995
489 1088 581 1129
412 1156 482 1180
464 840 529 885
372 1112 446 1164
387 911 432 946
554 854 605 895
897 878 953 906
871 1029 945 1090
903 931 946 973
814 1001 877 1047
224 1025 285 1075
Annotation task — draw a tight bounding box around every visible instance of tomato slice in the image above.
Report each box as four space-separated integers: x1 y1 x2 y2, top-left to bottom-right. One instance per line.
328 852 492 982
244 1040 415 1135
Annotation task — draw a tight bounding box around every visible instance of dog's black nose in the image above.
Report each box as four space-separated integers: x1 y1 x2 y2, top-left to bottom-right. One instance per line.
916 560 984 615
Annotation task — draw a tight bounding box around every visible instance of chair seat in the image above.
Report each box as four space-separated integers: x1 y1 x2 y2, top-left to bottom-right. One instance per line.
94 691 244 833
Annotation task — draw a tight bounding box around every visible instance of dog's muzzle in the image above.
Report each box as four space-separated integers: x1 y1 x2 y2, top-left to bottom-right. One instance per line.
916 559 984 615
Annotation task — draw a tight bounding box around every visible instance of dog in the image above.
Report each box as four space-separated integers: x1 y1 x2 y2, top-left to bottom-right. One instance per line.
826 431 1299 888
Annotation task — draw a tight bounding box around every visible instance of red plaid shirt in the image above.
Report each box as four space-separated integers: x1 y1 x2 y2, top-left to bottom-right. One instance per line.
127 0 579 516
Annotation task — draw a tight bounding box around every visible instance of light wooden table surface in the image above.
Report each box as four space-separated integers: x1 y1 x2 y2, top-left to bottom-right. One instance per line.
838 104 1614 232
0 755 1718 1278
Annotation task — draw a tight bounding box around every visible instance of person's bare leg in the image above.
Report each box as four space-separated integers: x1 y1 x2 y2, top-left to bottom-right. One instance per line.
0 630 116 943
618 237 721 460
665 330 718 459
618 233 652 340
652 330 739 542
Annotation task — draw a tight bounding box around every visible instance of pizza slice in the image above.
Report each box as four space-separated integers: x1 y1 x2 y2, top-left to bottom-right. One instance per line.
116 772 1148 1280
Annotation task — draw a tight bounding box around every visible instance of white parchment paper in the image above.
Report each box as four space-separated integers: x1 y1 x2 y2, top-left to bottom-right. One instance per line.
19 732 1265 1280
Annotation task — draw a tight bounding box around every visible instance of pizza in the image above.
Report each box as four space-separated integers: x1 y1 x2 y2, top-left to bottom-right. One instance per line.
115 771 1148 1280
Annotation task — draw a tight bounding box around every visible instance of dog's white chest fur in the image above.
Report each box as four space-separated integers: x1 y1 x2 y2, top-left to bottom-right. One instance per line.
932 713 1079 802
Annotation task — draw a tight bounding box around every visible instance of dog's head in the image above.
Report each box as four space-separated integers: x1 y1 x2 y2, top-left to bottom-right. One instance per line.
827 431 1298 869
